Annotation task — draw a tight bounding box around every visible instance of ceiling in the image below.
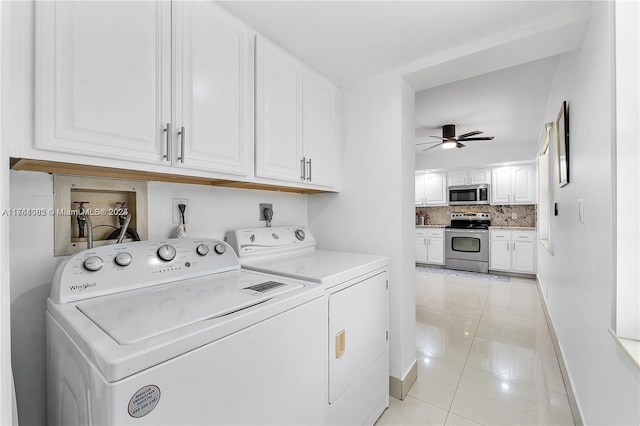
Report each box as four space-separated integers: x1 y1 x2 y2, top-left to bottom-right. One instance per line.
414 55 559 166
216 1 593 167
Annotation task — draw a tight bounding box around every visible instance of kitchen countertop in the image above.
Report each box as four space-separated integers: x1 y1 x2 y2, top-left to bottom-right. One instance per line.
489 226 537 231
416 225 537 230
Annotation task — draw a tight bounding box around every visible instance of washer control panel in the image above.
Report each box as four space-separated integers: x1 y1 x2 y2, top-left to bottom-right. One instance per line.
225 226 316 258
51 238 239 304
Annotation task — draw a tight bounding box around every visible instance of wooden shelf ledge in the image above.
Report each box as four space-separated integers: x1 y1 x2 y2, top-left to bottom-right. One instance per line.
10 158 331 195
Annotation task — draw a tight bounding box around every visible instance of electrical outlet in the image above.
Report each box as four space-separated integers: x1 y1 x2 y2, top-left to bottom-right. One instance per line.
172 198 189 224
259 203 273 221
511 212 518 219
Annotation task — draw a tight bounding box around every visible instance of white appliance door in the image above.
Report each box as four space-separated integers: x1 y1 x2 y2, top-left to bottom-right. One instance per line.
329 272 388 403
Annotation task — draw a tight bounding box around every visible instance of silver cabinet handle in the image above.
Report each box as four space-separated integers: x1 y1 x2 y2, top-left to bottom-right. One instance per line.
513 242 516 251
177 126 185 163
163 123 171 162
300 157 306 180
306 158 312 181
507 242 510 251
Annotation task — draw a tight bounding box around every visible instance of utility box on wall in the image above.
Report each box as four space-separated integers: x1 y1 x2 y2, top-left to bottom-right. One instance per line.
53 175 148 256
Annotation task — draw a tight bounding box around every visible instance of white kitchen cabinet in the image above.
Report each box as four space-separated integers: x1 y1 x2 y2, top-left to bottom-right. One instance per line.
426 229 445 265
415 230 428 263
36 1 253 176
448 168 490 186
415 228 445 265
415 172 447 206
489 229 536 274
491 164 537 205
172 1 253 176
36 1 171 163
255 37 339 189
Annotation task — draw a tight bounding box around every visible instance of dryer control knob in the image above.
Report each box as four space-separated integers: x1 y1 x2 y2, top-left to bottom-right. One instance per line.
294 229 306 241
157 245 177 262
114 252 132 267
196 244 209 256
214 243 227 255
83 256 104 272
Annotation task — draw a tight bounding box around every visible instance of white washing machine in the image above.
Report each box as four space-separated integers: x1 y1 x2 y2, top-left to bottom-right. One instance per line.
46 238 327 425
226 226 389 426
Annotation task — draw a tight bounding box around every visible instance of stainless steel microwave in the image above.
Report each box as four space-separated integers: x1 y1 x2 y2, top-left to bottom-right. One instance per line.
448 184 490 205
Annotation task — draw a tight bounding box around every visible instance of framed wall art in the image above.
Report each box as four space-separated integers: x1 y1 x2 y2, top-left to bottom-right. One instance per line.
556 100 569 187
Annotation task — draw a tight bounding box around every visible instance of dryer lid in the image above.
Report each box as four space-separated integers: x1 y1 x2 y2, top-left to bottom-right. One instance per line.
76 272 301 345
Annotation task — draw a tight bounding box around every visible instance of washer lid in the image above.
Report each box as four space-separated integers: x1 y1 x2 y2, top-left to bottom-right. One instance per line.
76 273 301 345
241 250 388 288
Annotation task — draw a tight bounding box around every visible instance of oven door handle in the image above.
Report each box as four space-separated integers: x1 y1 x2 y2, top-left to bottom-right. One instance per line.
445 229 488 235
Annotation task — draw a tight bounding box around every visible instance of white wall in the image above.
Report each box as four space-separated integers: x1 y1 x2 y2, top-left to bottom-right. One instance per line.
308 74 416 383
537 2 640 424
614 0 640 341
9 170 308 426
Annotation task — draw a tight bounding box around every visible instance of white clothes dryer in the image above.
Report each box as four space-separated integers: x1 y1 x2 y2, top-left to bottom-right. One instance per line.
47 238 326 425
226 226 390 426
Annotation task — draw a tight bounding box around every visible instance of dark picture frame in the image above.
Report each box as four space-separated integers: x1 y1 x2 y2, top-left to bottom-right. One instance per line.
556 101 569 187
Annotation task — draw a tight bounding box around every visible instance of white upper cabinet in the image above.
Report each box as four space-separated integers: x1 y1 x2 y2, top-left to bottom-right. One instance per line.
448 168 490 186
36 1 172 163
172 1 253 176
255 38 303 182
491 163 536 205
416 172 447 206
302 72 339 187
255 37 339 189
36 1 253 177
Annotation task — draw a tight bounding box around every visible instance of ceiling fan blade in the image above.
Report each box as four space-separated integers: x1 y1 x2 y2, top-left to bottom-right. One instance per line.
422 143 442 152
457 130 482 139
415 141 440 146
456 142 466 148
459 136 494 141
429 135 447 141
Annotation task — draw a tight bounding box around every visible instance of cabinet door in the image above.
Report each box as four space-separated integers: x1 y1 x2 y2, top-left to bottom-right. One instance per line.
491 167 512 204
255 38 303 182
424 173 447 205
490 241 511 271
427 237 444 265
448 171 467 186
468 168 491 185
329 272 388 403
302 70 339 188
415 237 428 263
512 164 537 204
512 241 535 273
173 1 252 176
415 175 426 205
37 1 171 163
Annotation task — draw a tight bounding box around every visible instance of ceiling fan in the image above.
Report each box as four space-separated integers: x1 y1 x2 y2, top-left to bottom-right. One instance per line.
417 124 494 151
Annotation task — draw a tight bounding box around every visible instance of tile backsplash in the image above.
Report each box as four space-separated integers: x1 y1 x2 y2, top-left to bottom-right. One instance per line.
416 204 537 227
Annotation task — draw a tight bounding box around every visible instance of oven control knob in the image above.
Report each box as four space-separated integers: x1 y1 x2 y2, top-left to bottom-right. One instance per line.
114 252 132 267
196 244 209 256
83 256 103 272
294 229 306 241
157 244 177 262
214 243 227 255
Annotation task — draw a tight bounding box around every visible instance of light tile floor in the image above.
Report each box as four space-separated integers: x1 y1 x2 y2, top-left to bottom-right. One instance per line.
376 268 574 426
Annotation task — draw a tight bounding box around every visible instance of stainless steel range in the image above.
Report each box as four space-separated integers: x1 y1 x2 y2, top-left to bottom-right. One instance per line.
445 212 491 273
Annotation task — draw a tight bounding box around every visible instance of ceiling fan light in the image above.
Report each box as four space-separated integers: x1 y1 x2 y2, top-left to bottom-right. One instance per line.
442 141 456 149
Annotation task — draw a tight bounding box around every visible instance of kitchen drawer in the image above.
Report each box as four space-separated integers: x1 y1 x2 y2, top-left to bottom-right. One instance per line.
415 230 428 237
512 231 535 242
490 230 511 241
427 229 444 238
